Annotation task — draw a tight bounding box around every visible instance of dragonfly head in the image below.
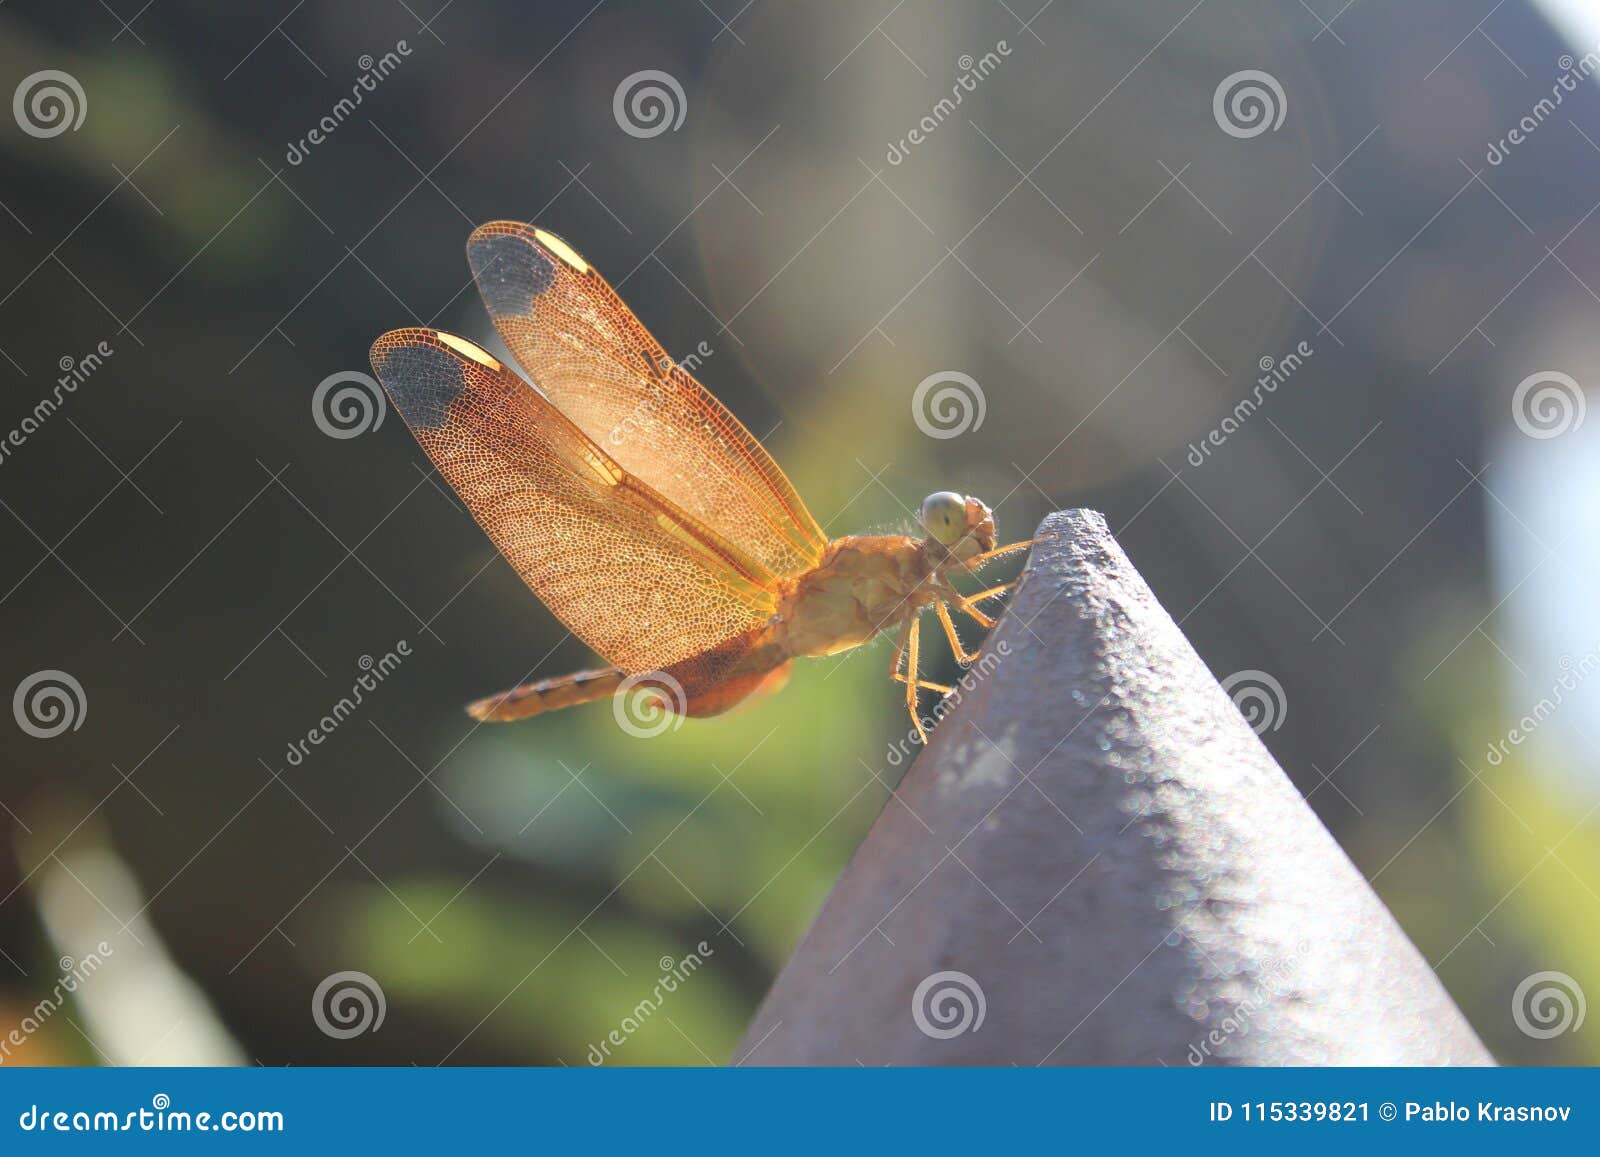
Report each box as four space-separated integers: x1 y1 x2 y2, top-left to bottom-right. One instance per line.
919 491 996 569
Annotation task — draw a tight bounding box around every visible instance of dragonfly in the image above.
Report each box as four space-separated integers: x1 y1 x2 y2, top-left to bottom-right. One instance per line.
368 222 1040 741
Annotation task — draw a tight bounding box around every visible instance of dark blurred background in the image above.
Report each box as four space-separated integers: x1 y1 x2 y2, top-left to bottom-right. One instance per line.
1 0 1597 1066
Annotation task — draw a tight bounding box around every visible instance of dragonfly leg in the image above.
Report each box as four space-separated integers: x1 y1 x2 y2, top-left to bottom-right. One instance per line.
966 580 1020 603
936 601 982 665
889 615 910 680
888 616 948 686
904 614 925 742
949 579 1022 629
889 615 956 742
962 535 1051 570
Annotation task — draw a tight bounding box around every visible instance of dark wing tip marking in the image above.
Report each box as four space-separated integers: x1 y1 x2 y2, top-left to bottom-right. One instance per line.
467 223 555 319
370 332 465 431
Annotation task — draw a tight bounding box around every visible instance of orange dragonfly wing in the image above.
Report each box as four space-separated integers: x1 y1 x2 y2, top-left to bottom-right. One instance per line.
369 327 778 674
464 221 827 579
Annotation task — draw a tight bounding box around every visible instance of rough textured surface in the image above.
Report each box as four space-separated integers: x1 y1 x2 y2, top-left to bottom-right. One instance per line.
736 510 1492 1066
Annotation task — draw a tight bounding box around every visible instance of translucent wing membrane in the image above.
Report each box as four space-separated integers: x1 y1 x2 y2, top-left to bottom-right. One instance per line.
369 328 776 673
465 221 827 579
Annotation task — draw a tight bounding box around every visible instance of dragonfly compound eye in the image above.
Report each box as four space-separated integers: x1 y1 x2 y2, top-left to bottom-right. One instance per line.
919 491 968 545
